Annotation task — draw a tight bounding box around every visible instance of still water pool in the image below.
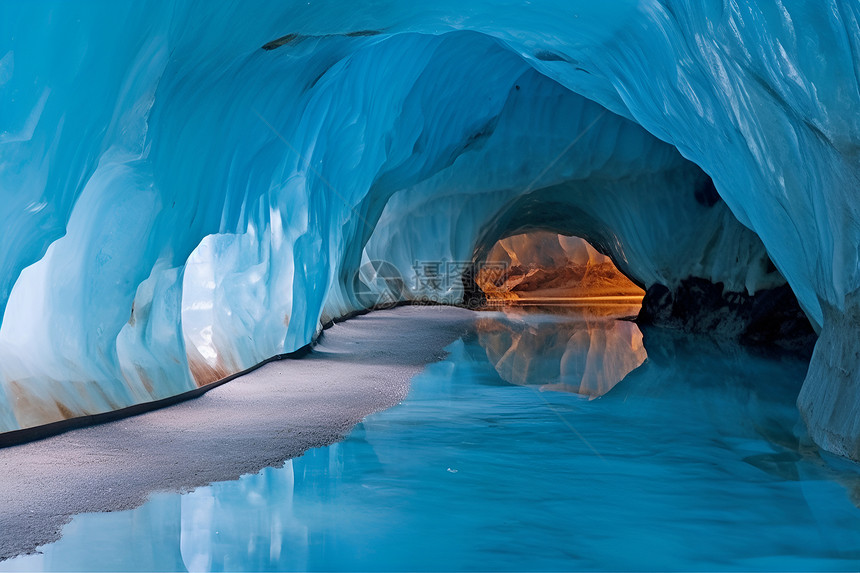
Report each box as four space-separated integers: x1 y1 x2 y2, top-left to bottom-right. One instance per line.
4 309 860 571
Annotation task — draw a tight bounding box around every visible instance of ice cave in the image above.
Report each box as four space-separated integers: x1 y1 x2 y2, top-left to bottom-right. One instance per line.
2 1 860 570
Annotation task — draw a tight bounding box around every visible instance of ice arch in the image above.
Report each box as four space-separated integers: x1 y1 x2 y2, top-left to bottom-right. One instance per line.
0 1 858 458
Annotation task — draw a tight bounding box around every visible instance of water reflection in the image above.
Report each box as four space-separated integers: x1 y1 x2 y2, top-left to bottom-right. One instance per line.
178 460 310 571
474 310 646 398
4 309 860 571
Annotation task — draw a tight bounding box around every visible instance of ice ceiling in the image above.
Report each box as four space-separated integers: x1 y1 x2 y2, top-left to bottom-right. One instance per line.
1 1 859 458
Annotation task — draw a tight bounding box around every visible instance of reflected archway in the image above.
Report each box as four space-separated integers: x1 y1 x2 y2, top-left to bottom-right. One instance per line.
474 310 647 399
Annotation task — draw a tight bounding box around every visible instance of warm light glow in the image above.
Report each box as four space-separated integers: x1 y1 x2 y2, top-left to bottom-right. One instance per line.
476 232 644 305
475 312 647 399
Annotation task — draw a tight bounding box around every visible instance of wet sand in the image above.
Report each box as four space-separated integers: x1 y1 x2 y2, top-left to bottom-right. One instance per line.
0 306 475 562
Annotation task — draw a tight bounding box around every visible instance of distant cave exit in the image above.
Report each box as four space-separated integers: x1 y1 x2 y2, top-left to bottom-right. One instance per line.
474 231 644 307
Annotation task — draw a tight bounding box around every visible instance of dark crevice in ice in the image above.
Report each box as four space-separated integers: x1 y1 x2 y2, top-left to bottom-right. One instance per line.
638 278 817 356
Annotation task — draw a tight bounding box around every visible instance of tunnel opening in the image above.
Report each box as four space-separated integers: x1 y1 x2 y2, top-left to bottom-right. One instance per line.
472 231 643 308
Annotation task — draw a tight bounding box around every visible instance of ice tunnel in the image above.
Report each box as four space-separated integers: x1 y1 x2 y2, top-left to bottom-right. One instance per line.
1 1 859 459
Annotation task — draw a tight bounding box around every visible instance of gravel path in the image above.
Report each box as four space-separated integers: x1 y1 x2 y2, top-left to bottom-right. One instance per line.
0 306 475 561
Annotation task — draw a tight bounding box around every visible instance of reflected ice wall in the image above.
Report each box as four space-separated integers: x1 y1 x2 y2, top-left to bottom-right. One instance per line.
0 1 859 457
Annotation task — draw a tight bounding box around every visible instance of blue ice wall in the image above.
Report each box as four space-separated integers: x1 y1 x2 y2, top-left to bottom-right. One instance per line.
0 1 858 455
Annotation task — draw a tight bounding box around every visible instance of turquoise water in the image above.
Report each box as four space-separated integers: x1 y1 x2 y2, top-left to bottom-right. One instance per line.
4 310 860 571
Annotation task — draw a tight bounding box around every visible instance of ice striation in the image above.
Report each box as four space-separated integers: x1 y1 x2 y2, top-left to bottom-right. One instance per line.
0 1 859 457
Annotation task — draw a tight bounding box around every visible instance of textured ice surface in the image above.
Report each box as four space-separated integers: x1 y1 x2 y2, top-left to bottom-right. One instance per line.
0 1 859 454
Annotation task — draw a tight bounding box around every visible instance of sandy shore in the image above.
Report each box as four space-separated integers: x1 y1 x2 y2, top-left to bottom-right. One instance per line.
0 306 475 562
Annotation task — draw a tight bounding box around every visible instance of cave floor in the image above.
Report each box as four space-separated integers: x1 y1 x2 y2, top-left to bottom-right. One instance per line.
2 305 859 570
0 306 476 562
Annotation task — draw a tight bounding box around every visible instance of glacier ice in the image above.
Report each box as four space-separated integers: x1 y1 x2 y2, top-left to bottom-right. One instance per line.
0 1 859 458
